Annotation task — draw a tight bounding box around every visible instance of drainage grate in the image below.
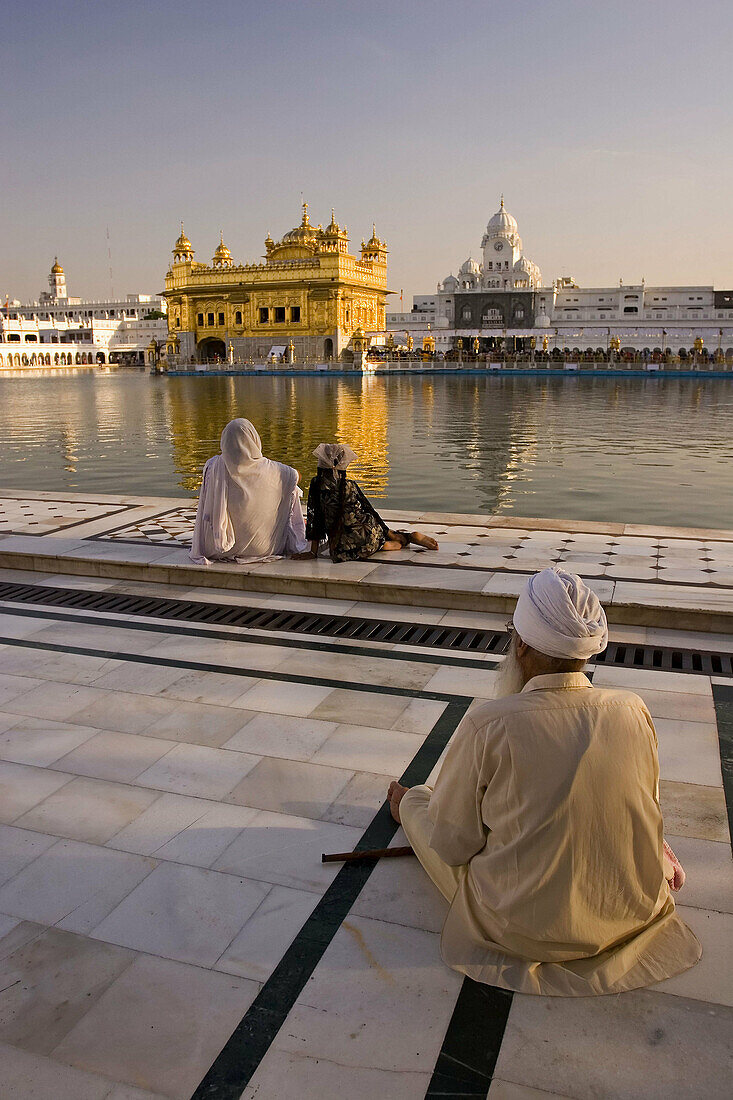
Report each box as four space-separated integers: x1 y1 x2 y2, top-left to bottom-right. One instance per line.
0 580 731 678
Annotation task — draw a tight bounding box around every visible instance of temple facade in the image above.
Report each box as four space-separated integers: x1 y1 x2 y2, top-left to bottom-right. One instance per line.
163 205 389 363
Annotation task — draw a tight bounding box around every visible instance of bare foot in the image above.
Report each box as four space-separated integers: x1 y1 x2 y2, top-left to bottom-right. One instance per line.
387 780 409 823
409 532 439 550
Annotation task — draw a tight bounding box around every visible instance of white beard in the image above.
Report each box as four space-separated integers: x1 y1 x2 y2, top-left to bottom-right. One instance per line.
493 636 527 698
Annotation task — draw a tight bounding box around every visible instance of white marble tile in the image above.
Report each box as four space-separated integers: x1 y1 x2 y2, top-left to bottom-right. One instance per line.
391 697 447 735
351 848 449 934
272 914 462 1072
223 712 336 760
227 756 353 819
159 668 260 706
311 723 421 776
3 681 112 722
245 1048 432 1100
489 1082 573 1100
628 687 717 724
138 698 256 748
216 883 320 982
0 838 156 933
0 922 134 1055
91 861 269 967
0 646 121 686
0 613 59 639
364 563 493 592
136 742 260 800
0 672 46 706
663 835 733 914
0 823 57 886
233 678 334 718
309 687 412 727
493 987 733 1100
654 718 722 786
423 664 498 698
653 905 733 1006
0 761 73 823
0 1040 128 1100
660 780 729 843
14 775 160 843
63 688 182 737
151 634 292 673
51 730 177 784
53 953 259 1099
104 791 235 857
591 667 712 695
320 771 393 828
88 660 189 696
213 809 362 893
0 715 99 767
150 801 258 868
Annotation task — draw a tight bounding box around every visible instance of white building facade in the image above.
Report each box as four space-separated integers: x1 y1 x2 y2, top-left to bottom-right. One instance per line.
383 200 733 360
0 260 168 370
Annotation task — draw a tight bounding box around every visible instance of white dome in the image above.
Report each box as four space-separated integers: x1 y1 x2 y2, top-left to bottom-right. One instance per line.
442 274 459 288
459 256 481 276
514 256 532 272
486 197 518 238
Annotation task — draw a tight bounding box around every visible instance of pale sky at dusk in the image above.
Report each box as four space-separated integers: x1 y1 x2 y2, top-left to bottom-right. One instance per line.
2 0 731 303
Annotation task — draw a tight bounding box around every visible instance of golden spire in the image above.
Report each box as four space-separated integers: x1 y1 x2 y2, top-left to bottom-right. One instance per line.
500 194 505 209
302 201 309 226
51 256 64 274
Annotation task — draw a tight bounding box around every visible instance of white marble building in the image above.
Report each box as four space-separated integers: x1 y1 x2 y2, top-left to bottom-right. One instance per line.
384 200 733 358
0 260 168 369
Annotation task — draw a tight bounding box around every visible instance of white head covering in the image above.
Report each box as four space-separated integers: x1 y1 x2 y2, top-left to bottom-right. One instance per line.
513 567 608 660
191 418 305 564
220 418 264 478
313 442 358 472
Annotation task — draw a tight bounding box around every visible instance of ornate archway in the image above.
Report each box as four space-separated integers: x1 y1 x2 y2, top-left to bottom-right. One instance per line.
197 337 226 362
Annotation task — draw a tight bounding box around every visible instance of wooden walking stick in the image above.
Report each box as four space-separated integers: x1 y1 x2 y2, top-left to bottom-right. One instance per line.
321 845 415 864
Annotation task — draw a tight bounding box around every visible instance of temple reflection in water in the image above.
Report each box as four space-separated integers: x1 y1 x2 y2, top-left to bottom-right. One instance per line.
0 372 730 530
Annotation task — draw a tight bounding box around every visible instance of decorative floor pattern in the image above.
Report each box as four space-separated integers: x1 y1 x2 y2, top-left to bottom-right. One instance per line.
0 569 730 1099
0 496 129 536
95 508 733 586
97 507 198 546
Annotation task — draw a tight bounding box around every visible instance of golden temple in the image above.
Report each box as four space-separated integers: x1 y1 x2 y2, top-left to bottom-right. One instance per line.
163 205 388 363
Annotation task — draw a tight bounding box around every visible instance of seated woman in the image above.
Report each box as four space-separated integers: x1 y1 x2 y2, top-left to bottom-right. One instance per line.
298 443 438 563
191 418 308 564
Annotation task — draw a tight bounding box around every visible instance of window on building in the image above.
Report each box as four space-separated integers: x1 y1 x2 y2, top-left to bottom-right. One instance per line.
176 317 181 328
623 306 638 313
274 307 286 323
197 313 204 326
207 312 215 326
291 306 301 322
259 307 269 323
461 306 472 321
235 311 242 325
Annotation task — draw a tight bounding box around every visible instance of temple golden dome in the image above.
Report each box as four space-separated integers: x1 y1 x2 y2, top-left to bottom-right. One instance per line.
212 232 233 266
51 257 64 274
173 224 194 254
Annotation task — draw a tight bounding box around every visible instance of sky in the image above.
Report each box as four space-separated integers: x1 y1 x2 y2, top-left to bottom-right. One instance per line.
2 0 732 303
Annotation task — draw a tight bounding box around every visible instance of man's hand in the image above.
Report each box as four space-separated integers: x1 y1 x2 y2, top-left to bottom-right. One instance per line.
387 780 409 823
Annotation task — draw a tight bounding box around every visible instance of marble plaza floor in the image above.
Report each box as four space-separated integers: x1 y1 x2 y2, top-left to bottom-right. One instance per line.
0 492 731 1098
1 490 733 634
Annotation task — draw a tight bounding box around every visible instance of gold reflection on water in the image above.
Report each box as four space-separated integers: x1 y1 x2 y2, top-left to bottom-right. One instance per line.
335 377 389 497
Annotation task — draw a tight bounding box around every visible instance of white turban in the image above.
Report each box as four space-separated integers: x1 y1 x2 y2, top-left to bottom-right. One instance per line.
513 567 608 660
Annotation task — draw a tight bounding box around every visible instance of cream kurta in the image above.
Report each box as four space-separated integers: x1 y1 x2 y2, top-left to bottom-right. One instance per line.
401 672 701 996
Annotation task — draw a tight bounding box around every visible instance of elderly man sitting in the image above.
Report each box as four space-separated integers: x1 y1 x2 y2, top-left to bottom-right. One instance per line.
388 568 701 996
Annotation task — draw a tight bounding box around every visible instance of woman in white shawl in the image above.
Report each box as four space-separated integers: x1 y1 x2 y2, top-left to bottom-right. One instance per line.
191 418 308 565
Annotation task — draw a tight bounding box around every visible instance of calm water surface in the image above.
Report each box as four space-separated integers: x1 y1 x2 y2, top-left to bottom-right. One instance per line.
1 371 732 528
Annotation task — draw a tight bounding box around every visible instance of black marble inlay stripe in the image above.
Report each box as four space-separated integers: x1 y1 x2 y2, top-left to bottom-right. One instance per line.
712 683 733 855
0 604 499 672
191 698 471 1100
425 978 513 1099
